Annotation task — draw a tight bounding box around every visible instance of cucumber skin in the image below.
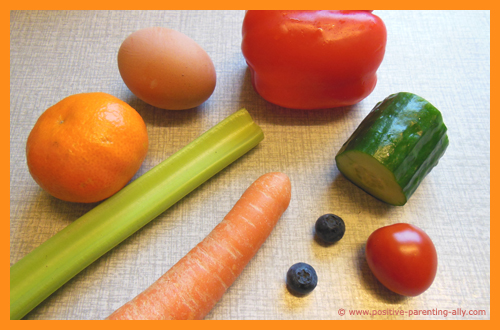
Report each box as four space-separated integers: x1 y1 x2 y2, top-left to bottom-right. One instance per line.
336 92 449 205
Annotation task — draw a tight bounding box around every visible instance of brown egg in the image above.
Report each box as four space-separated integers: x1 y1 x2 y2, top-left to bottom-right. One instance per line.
118 27 216 110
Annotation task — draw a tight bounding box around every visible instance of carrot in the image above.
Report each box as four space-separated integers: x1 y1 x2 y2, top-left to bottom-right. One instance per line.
106 172 292 320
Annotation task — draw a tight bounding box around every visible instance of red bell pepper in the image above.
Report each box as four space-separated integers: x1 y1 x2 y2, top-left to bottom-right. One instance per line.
241 10 387 110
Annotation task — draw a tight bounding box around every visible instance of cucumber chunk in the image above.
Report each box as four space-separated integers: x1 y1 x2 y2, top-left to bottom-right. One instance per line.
335 92 449 206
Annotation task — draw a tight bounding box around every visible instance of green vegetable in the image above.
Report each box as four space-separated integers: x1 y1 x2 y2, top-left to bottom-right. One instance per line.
10 108 264 320
335 92 449 206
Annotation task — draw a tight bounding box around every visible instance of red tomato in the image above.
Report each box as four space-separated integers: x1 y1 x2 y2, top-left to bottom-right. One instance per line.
365 223 438 296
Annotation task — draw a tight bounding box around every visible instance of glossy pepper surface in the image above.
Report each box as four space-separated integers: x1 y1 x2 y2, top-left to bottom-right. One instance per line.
241 10 387 109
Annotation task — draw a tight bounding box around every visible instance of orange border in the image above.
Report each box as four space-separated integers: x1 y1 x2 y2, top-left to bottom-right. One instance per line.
6 1 493 328
5 0 494 10
490 6 495 327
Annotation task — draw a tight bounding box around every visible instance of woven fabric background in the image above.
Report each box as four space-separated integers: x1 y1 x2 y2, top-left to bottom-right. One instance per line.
10 10 490 320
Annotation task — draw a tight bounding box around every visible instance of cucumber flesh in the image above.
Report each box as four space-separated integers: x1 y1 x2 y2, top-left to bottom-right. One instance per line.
336 150 407 206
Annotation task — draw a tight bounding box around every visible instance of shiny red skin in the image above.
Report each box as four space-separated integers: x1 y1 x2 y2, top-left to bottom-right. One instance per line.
365 223 438 296
241 10 387 110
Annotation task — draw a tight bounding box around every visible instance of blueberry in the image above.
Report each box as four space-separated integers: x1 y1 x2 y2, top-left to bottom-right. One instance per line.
315 214 345 244
286 262 318 296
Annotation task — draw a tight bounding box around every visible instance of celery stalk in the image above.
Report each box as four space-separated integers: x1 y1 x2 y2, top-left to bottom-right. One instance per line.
10 108 264 320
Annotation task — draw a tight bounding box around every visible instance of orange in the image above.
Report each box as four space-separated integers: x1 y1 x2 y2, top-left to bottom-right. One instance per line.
26 92 149 203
